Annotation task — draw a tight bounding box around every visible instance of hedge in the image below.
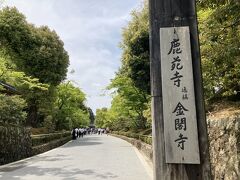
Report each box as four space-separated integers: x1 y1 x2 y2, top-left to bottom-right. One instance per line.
31 131 70 146
112 131 152 145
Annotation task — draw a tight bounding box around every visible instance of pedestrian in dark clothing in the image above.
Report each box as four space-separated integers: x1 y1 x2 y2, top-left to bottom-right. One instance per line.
71 128 77 140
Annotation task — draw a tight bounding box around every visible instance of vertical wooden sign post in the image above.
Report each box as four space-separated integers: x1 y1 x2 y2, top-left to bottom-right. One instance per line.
149 0 212 179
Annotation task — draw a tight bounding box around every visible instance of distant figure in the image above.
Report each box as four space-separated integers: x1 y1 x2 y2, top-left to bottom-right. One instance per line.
101 128 104 135
80 128 84 138
78 128 81 138
71 128 77 140
98 128 101 135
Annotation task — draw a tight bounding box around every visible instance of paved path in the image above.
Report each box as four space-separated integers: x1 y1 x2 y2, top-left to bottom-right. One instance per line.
0 135 152 180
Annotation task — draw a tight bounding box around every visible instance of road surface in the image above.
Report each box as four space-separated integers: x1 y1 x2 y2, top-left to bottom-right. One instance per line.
0 134 152 180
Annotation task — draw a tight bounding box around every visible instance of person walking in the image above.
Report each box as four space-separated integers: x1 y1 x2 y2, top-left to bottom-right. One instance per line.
71 128 77 140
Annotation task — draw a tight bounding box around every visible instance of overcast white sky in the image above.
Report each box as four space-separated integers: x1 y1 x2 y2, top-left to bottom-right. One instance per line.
4 0 141 113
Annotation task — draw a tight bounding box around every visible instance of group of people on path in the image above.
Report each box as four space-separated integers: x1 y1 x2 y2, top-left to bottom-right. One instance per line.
71 128 87 140
71 127 110 140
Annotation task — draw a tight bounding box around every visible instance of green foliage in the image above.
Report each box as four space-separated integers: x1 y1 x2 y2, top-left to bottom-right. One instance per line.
113 131 152 145
42 115 55 132
24 26 69 85
0 7 71 128
198 1 240 102
88 108 95 126
197 0 238 8
143 101 152 127
0 7 69 86
106 74 150 131
0 50 51 126
95 107 108 128
120 2 150 94
31 131 70 146
0 94 26 125
106 0 240 133
0 7 90 131
0 51 53 127
0 7 32 55
54 82 89 130
105 2 151 132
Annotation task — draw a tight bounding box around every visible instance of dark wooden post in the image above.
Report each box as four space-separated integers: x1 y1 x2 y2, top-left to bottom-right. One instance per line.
149 0 212 179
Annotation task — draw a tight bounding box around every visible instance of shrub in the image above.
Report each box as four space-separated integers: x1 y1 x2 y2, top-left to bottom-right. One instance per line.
0 95 26 125
113 131 152 145
31 131 70 146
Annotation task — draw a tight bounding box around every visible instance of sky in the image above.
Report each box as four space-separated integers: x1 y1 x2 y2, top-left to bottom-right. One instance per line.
4 0 141 113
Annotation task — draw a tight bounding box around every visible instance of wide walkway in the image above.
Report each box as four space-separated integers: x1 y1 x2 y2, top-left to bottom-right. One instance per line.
0 134 152 180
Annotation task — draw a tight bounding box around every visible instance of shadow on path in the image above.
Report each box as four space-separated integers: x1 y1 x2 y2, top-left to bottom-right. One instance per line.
62 136 103 148
0 165 118 180
0 154 70 173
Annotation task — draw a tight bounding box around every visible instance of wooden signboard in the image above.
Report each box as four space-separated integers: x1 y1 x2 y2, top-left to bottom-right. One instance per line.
160 26 200 164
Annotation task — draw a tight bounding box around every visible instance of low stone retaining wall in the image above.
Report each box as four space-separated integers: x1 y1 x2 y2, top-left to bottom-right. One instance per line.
31 131 71 156
0 125 32 165
31 131 70 146
0 126 71 165
32 136 71 155
113 114 239 180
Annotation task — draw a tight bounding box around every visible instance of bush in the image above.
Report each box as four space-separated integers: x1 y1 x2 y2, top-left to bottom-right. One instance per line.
31 127 49 135
0 95 26 125
31 131 70 146
113 131 152 145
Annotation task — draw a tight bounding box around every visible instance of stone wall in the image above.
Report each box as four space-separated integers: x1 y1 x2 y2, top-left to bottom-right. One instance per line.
31 132 71 155
32 137 70 155
113 113 240 180
207 114 240 180
0 125 71 166
0 125 32 165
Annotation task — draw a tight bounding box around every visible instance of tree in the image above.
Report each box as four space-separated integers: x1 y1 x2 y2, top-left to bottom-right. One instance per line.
107 75 149 130
0 94 26 125
198 1 240 102
0 51 50 126
106 2 151 131
95 108 108 128
88 108 95 127
23 26 69 85
0 7 69 85
54 82 89 130
0 7 69 126
120 2 150 94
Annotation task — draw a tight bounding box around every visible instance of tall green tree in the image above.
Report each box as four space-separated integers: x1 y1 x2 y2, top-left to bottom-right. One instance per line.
0 51 50 126
120 2 150 94
88 108 95 126
0 7 69 85
95 108 108 128
106 2 150 131
0 7 69 126
198 1 240 102
107 74 149 130
54 82 89 130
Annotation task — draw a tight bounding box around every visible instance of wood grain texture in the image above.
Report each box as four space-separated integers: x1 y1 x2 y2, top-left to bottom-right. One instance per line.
160 27 200 164
149 0 212 179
